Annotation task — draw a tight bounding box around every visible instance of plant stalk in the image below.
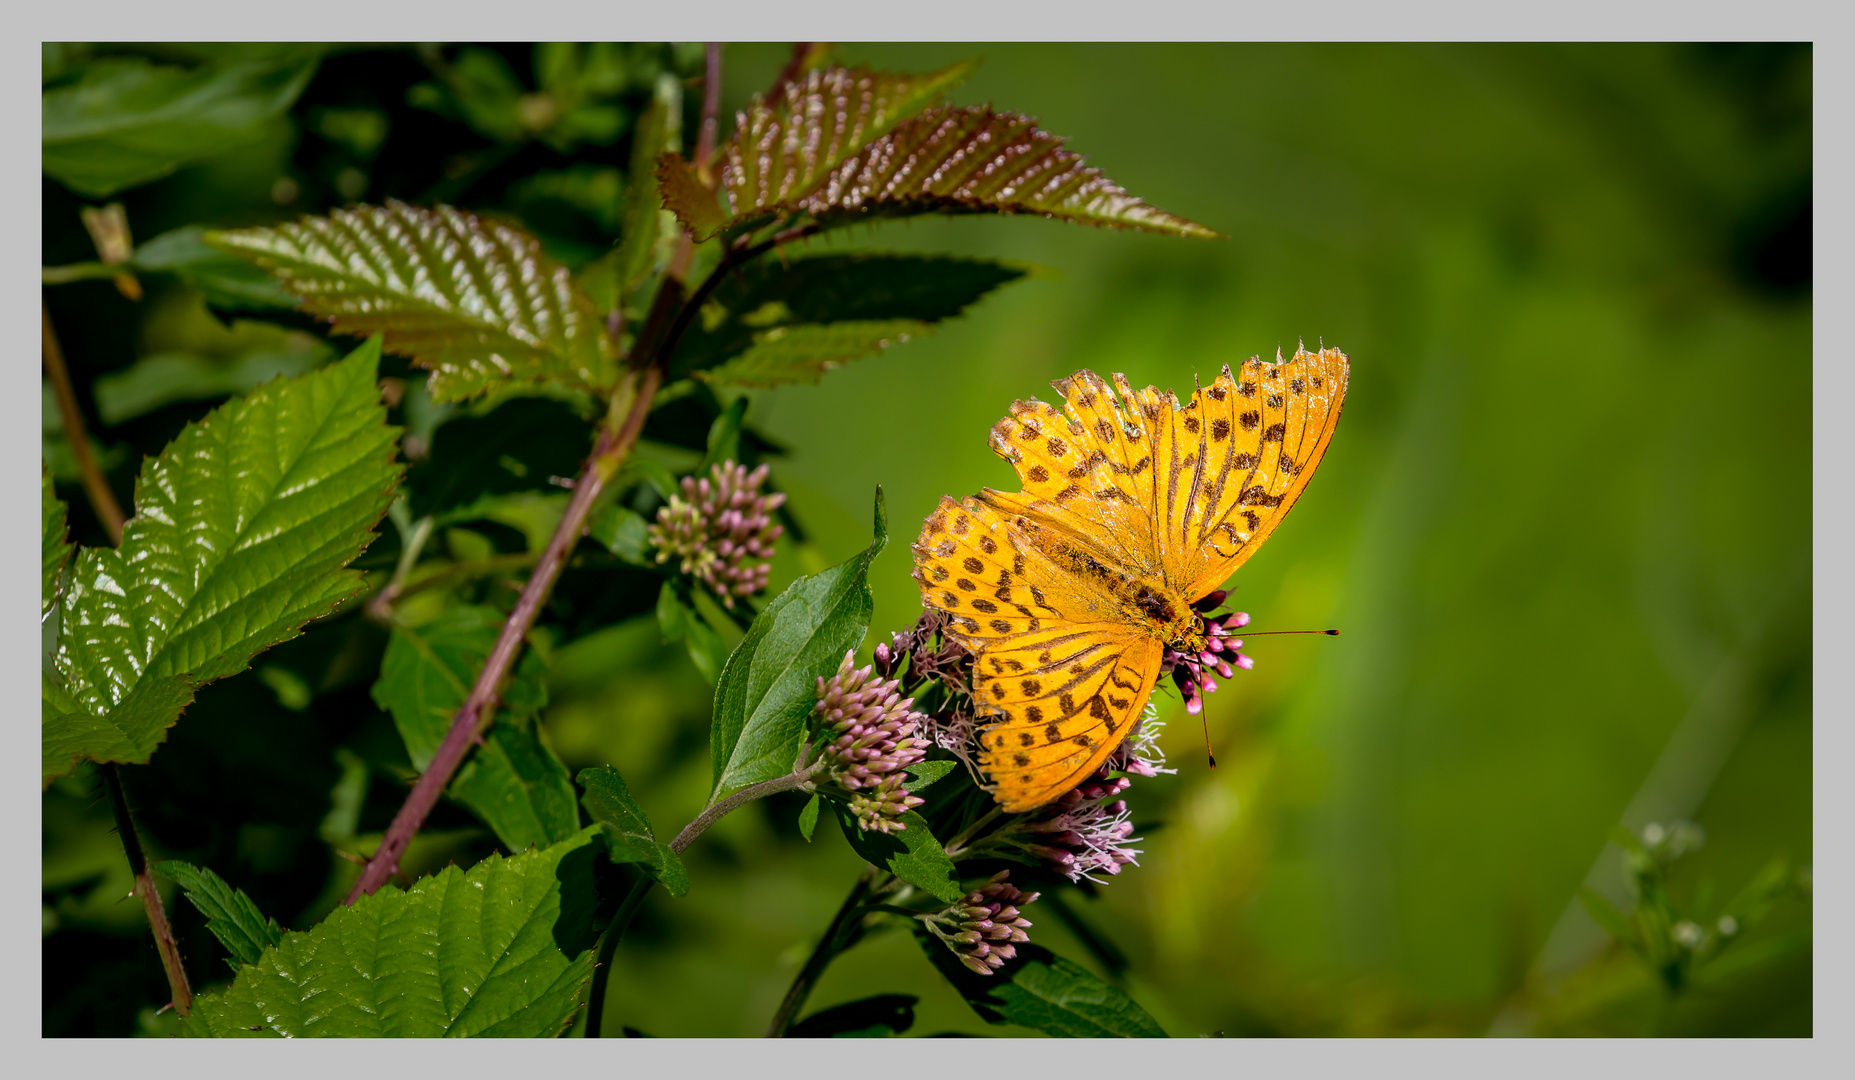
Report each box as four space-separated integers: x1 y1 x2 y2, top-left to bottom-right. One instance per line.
765 867 877 1037
695 43 722 180
345 364 663 903
103 763 193 1017
42 297 125 544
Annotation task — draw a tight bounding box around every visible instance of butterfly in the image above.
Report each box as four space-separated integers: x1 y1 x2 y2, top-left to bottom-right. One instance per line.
910 346 1349 811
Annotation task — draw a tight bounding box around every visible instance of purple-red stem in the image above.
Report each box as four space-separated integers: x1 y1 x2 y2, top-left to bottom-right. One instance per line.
696 43 722 178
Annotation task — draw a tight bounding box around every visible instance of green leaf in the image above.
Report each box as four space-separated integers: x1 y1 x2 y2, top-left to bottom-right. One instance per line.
657 582 729 683
42 53 319 197
903 760 956 792
915 936 1167 1037
608 74 682 299
130 226 300 311
451 715 582 853
702 396 748 468
185 828 607 1037
834 807 961 903
577 766 688 897
662 63 977 241
43 339 400 787
152 861 285 971
406 397 595 522
587 504 651 564
92 342 334 426
797 793 821 842
209 201 618 403
710 488 888 796
788 994 918 1038
42 466 69 618
672 254 1025 385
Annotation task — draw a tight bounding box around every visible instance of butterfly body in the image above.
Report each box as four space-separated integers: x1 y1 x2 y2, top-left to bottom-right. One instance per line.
912 348 1349 811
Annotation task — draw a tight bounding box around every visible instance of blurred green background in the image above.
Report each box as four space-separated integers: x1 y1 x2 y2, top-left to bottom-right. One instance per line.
43 43 1810 1037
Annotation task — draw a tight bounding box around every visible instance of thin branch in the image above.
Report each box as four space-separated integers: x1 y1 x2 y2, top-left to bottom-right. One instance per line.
103 764 193 1016
42 298 124 544
670 769 818 855
345 364 664 904
766 867 877 1037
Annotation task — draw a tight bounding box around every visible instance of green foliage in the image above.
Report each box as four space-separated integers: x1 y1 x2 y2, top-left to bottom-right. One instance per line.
788 994 917 1037
672 254 1026 386
833 808 961 903
42 52 318 196
656 582 729 683
915 935 1167 1038
709 488 888 797
209 201 618 403
92 341 334 426
185 829 608 1037
661 63 976 241
43 339 400 786
153 861 285 970
129 226 301 312
577 766 689 897
371 605 576 852
406 397 595 522
903 760 956 791
42 467 69 618
797 793 821 841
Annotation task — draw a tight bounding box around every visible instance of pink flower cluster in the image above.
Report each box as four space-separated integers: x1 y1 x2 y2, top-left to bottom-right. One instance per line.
813 651 928 834
924 871 1040 976
1163 589 1254 715
647 461 785 608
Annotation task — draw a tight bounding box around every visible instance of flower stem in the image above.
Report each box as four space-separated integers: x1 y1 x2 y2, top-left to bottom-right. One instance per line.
41 297 124 544
345 364 663 904
765 866 878 1037
103 764 192 1017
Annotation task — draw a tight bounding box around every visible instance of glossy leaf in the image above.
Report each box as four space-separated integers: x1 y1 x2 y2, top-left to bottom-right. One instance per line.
662 63 976 241
130 226 299 311
710 488 888 797
153 861 285 971
43 339 400 786
42 54 318 197
184 828 607 1037
209 201 618 403
42 466 69 618
92 343 334 426
915 935 1167 1037
789 994 918 1038
577 766 688 896
833 806 961 903
673 254 1024 386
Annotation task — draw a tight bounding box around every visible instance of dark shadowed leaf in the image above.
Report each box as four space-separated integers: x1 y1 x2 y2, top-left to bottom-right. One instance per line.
43 339 400 786
789 993 918 1037
209 201 618 403
42 53 318 197
406 397 595 522
798 793 821 841
92 342 334 426
672 254 1025 386
657 582 729 683
710 488 887 796
577 766 688 896
833 806 961 903
42 467 69 618
153 861 285 970
130 226 300 312
915 934 1167 1038
185 828 607 1037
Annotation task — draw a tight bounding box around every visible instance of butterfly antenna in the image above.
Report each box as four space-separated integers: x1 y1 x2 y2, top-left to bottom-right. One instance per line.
1201 710 1217 769
1241 629 1340 636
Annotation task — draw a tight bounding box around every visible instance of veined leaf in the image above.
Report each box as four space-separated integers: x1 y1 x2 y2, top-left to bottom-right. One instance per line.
184 828 607 1037
42 53 318 197
577 766 688 897
662 63 976 242
153 861 285 971
915 935 1167 1038
42 466 69 618
710 488 888 797
209 201 618 403
833 806 961 903
43 340 400 787
451 716 581 853
672 254 1025 386
130 226 300 312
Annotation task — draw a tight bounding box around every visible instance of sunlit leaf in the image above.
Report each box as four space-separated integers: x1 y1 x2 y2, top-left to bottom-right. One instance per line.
709 488 887 797
833 806 961 903
209 201 618 403
42 466 69 618
915 935 1167 1037
43 339 400 786
577 766 688 897
903 760 956 792
42 53 319 197
662 63 976 241
184 829 607 1037
153 861 285 971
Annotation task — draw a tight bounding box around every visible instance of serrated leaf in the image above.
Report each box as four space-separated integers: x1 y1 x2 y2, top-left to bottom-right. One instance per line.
209 201 618 403
184 828 607 1037
903 760 956 792
798 793 821 842
42 53 319 197
710 488 887 796
130 226 300 311
43 339 400 787
153 861 285 970
915 935 1167 1037
577 766 688 897
92 342 334 426
833 806 961 903
451 716 581 853
699 321 933 389
663 63 976 241
789 994 917 1038
42 466 69 618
